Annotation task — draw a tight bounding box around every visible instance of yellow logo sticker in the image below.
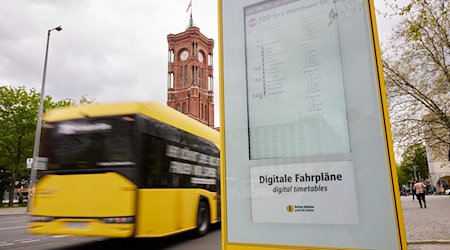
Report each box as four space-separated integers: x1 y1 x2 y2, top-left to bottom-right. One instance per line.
287 205 294 213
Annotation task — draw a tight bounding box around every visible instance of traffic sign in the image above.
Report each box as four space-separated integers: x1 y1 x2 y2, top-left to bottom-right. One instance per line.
26 157 48 170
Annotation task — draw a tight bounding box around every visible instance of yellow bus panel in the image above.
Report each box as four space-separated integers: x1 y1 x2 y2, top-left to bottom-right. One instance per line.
31 172 136 217
29 172 136 237
135 189 218 237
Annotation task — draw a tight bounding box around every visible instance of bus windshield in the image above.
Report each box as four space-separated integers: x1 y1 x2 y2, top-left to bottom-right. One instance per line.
40 115 136 170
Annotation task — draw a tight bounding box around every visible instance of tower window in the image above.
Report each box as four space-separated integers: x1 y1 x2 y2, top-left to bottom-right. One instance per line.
168 49 174 63
208 76 213 92
168 72 174 89
197 66 200 87
184 65 188 85
180 67 184 87
192 66 195 85
201 104 204 119
208 54 213 66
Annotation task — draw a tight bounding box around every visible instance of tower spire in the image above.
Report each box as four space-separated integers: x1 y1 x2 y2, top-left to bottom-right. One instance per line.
189 12 194 28
186 0 193 28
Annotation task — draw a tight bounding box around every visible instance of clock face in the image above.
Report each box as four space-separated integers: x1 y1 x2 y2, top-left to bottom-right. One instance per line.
180 50 189 61
198 53 204 62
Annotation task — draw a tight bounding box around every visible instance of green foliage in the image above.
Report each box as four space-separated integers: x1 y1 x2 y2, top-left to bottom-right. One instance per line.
0 85 88 206
398 144 429 183
0 86 40 205
396 165 410 187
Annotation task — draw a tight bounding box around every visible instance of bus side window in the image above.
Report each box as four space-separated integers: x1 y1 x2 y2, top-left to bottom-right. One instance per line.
144 135 169 187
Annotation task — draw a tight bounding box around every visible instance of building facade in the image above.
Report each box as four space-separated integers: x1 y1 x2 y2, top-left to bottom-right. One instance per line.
426 140 450 192
166 25 215 128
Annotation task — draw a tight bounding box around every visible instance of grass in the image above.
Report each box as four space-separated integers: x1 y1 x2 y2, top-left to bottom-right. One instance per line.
0 202 27 208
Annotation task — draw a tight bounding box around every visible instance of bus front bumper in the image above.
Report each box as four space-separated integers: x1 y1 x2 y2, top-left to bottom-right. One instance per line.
28 219 134 238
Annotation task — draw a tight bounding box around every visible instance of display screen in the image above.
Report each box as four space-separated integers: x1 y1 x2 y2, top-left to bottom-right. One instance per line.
221 0 402 248
244 0 351 159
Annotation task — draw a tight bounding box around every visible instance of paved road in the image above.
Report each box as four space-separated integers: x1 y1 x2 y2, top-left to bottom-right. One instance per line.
0 195 449 249
0 213 103 249
0 211 221 250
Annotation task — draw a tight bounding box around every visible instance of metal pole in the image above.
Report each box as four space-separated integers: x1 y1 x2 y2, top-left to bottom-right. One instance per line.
27 26 62 212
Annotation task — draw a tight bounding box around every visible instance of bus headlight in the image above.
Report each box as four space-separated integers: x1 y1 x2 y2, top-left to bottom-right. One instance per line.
101 216 135 224
30 216 54 222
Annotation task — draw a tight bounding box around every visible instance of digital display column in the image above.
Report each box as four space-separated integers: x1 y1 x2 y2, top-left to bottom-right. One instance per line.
220 0 405 249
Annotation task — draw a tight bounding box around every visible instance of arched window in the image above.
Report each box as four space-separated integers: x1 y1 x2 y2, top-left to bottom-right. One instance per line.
208 53 213 66
184 66 188 85
201 104 204 120
208 76 213 92
199 68 203 88
168 72 174 89
168 49 174 63
180 67 184 86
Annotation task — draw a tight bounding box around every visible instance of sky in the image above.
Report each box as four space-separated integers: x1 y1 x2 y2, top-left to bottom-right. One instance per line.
0 0 405 127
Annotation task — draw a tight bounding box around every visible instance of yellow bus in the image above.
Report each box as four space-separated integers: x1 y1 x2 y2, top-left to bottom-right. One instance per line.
28 101 220 238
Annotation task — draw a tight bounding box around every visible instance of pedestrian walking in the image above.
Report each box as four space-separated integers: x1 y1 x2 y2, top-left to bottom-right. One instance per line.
411 181 416 200
413 180 427 208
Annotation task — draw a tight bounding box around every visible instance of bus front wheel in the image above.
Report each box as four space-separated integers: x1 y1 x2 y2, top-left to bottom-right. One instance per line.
195 200 210 237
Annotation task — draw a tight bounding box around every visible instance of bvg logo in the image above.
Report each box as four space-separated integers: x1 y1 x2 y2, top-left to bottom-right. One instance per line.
286 204 294 213
248 18 257 27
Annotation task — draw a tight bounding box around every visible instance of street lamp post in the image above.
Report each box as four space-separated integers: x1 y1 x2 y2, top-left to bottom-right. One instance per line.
28 26 62 212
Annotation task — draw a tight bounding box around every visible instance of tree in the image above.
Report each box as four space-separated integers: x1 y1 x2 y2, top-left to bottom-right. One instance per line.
381 0 449 159
0 168 11 205
79 94 96 105
396 165 410 187
398 144 429 183
0 85 74 206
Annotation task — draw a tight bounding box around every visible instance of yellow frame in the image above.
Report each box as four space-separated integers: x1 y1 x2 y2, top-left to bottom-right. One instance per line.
218 0 406 249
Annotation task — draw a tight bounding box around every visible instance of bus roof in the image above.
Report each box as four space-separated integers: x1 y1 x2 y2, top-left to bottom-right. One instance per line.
43 101 220 147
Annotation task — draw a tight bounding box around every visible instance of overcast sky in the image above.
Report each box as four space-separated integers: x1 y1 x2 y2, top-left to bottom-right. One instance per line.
0 0 404 127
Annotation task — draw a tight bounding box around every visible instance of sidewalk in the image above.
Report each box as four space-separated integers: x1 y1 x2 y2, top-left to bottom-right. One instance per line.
401 195 450 250
0 206 27 215
408 242 450 250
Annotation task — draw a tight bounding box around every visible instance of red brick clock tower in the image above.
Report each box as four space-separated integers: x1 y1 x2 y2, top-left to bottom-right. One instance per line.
167 19 215 128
